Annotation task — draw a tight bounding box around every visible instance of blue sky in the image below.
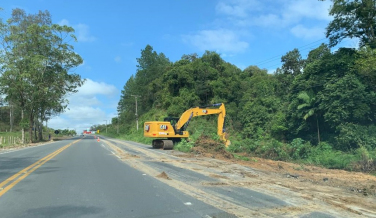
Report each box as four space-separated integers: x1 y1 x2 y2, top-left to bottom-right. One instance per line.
1 0 357 132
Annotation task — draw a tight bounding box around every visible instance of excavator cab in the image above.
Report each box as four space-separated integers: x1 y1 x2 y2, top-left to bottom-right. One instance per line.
163 117 179 126
163 117 187 135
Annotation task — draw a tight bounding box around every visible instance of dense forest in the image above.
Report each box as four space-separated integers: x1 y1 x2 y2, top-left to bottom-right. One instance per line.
113 0 376 172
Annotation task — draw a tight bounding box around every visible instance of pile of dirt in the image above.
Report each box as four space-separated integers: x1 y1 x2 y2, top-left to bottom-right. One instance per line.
156 171 172 180
192 135 233 160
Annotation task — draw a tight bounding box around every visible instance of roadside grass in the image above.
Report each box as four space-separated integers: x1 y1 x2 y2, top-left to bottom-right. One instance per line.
233 154 250 161
174 139 194 152
0 132 23 148
0 131 55 148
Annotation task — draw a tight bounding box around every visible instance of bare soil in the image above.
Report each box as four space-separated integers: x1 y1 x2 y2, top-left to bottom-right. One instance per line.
104 138 376 217
191 136 376 198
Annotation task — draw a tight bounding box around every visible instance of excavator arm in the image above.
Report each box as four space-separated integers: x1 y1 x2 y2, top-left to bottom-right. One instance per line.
175 103 229 145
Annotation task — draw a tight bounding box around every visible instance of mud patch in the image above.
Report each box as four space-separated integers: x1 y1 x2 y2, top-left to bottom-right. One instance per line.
156 171 172 180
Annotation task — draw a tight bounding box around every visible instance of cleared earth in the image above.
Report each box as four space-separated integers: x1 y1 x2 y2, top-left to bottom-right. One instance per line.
101 136 376 218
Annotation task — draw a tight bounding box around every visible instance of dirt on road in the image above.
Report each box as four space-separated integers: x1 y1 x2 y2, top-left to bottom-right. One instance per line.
103 138 376 218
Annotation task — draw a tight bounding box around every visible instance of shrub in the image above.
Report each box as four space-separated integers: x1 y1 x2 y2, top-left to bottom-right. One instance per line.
289 138 312 160
174 139 194 152
306 142 355 169
351 146 376 172
336 123 376 151
253 139 289 161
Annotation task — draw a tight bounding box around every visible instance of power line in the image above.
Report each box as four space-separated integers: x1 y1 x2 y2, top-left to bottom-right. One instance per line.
261 44 327 70
254 38 328 67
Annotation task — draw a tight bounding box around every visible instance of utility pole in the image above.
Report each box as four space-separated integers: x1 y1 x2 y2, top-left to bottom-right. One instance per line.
103 120 107 134
131 95 141 131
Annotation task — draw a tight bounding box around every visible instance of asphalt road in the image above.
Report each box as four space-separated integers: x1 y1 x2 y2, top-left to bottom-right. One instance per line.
0 136 233 218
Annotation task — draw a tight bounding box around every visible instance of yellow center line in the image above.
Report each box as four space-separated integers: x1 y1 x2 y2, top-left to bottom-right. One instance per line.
0 144 69 189
0 139 81 198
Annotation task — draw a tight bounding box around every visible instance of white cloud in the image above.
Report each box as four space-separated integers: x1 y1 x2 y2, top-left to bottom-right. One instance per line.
242 14 281 27
75 24 96 42
216 0 261 18
59 19 70 26
76 79 117 96
290 25 325 40
59 19 96 42
48 108 112 132
114 56 121 63
285 0 332 22
49 79 119 131
216 0 332 28
182 29 249 53
212 0 333 42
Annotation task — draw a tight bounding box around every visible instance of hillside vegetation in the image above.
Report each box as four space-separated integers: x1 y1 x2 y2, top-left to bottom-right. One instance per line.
97 42 376 173
105 1 376 172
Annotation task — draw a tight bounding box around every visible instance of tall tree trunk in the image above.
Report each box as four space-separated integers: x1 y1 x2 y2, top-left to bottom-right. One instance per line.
29 113 34 143
21 109 25 144
9 103 14 132
38 124 43 141
317 116 321 145
39 111 45 141
38 115 43 141
34 118 37 141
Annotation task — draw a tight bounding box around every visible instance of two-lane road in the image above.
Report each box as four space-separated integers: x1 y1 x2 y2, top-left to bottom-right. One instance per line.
0 136 233 218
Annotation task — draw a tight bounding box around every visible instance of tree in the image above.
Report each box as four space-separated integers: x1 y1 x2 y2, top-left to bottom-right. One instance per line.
239 68 282 139
0 9 84 143
281 48 304 76
318 73 373 127
355 45 376 88
297 91 320 144
323 0 376 48
135 45 170 113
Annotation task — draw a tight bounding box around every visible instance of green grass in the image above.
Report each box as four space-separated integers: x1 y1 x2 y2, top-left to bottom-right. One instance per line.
0 131 22 148
233 154 250 161
0 131 54 148
174 139 194 152
100 129 153 145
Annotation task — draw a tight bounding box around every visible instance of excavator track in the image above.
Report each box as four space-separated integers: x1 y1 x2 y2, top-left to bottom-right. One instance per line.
162 140 173 150
152 139 174 150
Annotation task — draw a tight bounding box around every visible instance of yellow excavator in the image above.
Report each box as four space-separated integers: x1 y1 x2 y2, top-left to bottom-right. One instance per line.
144 103 230 149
